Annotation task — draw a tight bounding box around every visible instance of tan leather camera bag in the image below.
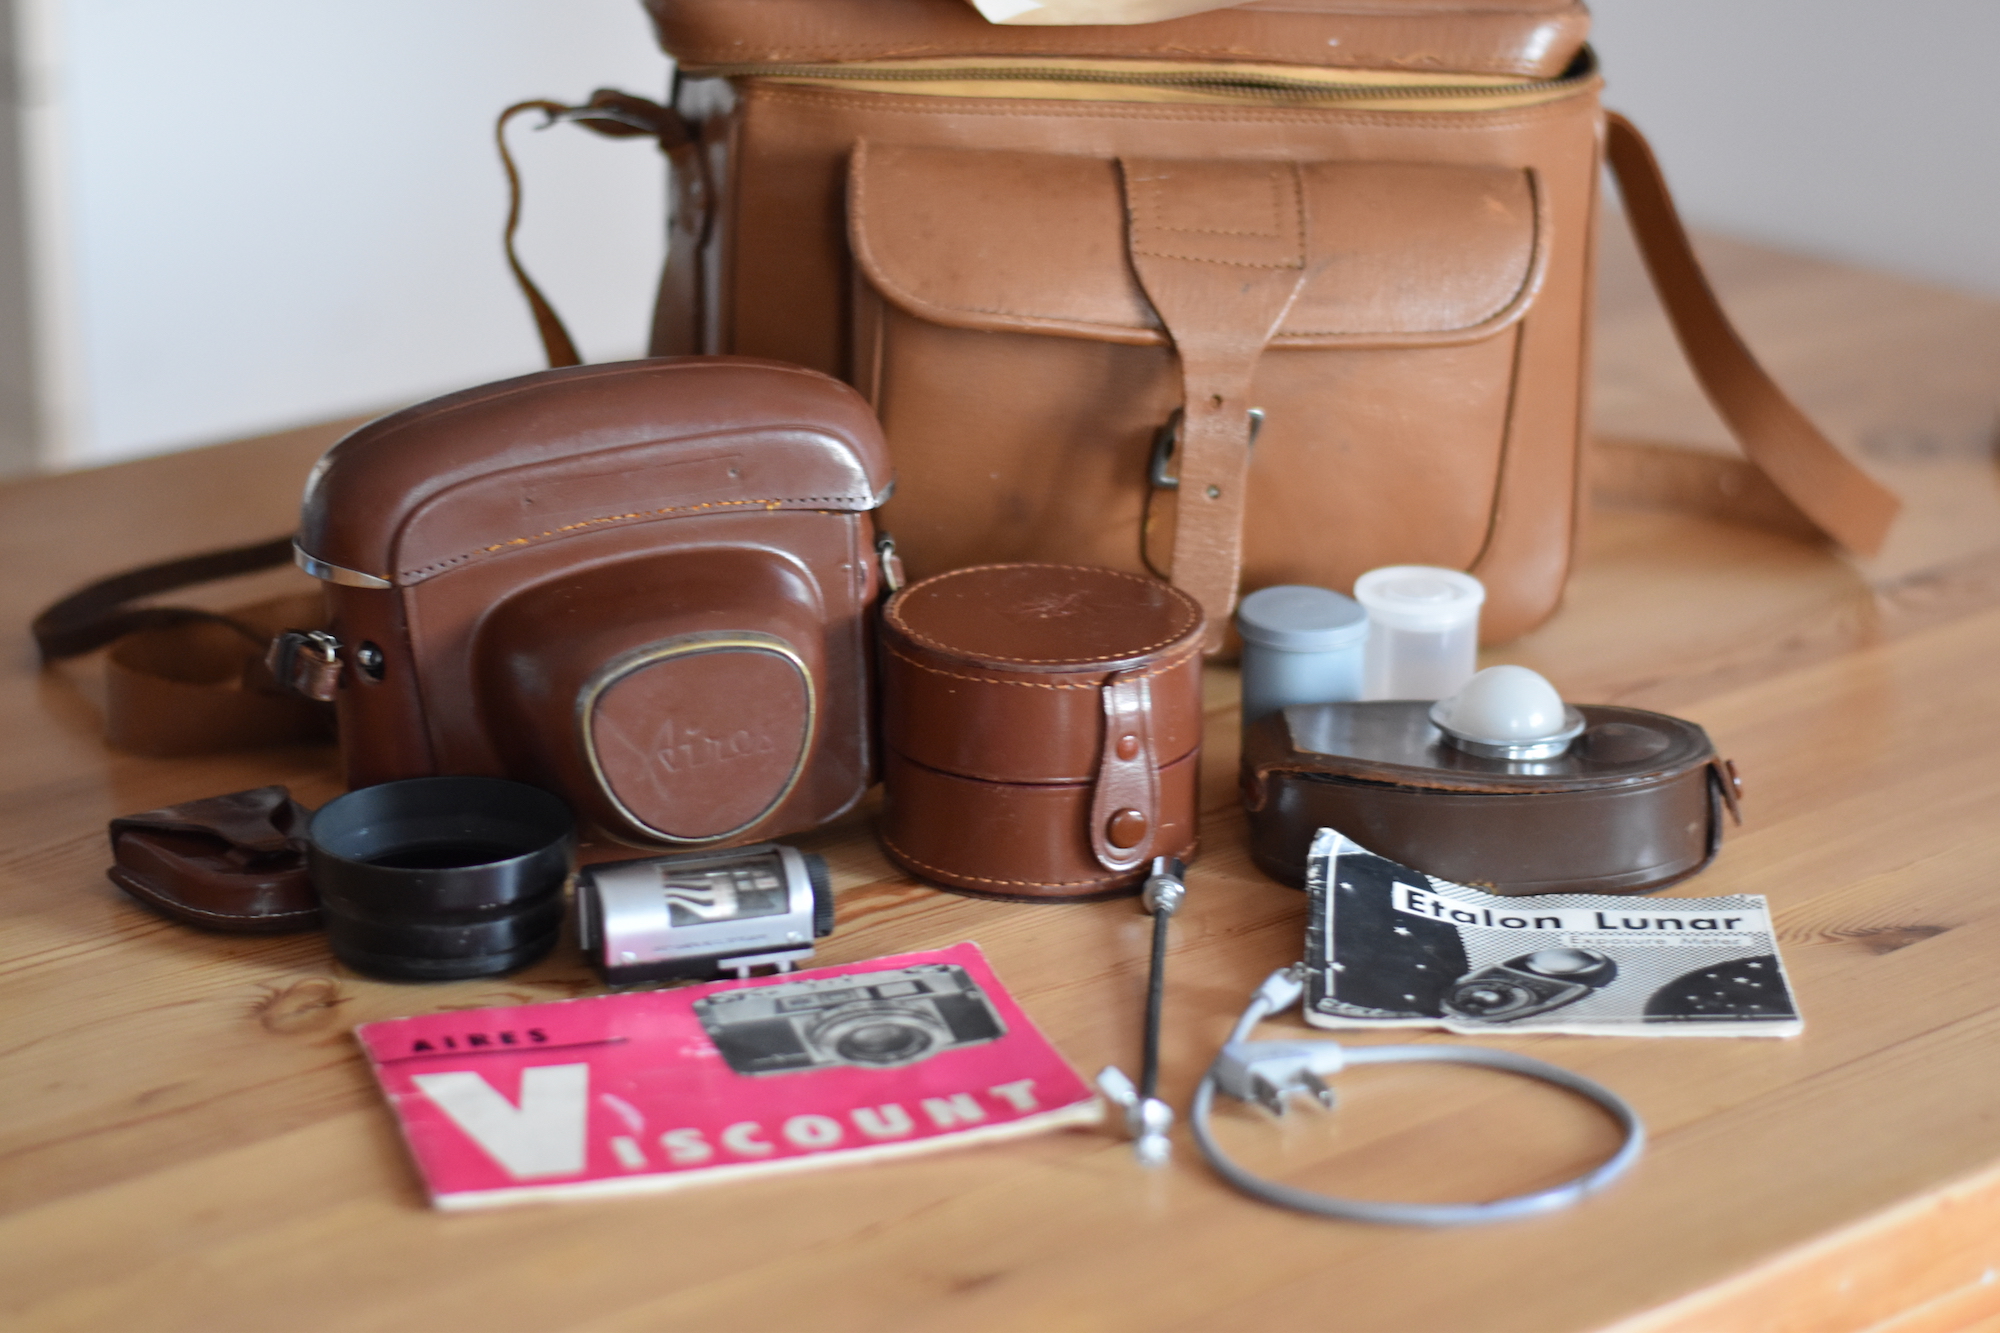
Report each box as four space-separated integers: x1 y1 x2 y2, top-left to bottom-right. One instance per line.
513 0 1896 650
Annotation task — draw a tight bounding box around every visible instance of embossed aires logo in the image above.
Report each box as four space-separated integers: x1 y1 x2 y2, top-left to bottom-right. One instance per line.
652 721 777 775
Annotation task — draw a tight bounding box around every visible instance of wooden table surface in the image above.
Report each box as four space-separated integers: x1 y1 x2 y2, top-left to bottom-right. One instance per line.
4 227 2000 1333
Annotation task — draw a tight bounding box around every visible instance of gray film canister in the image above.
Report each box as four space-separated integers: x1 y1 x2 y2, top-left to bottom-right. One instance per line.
1236 585 1369 725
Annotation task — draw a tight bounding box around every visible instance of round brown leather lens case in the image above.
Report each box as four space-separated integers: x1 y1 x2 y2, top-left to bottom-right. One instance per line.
877 563 1205 901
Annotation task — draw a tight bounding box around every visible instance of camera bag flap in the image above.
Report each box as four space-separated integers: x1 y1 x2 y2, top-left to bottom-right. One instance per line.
645 0 1590 78
877 562 1205 900
849 142 1544 651
296 357 894 851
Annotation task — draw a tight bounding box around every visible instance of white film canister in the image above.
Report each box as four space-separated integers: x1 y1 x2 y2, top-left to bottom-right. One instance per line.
1353 565 1485 701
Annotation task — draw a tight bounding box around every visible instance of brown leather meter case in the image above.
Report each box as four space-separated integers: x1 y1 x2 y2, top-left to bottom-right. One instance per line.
1242 701 1742 897
292 357 893 850
878 563 1204 900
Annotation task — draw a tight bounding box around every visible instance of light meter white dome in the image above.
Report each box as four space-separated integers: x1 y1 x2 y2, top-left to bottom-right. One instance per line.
1429 665 1585 760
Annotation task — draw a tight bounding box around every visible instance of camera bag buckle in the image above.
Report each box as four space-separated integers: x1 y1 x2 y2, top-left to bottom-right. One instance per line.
264 630 342 703
1145 406 1264 491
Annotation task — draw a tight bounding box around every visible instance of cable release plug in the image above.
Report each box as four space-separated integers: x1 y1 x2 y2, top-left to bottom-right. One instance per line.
1211 1040 1347 1116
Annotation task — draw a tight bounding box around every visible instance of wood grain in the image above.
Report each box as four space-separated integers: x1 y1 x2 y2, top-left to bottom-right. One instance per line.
2 240 1999 1332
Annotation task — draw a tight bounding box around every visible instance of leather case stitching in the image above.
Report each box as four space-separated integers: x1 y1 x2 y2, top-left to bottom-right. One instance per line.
884 640 1200 690
1137 168 1286 240
879 831 1134 889
1125 251 1302 270
397 496 864 581
883 563 1202 663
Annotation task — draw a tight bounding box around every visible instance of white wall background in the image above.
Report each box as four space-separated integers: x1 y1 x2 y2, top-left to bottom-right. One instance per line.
16 0 669 468
10 1 1998 470
1588 0 2000 298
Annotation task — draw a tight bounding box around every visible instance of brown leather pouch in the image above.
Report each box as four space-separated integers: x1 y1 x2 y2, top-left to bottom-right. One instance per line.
107 786 319 932
878 563 1204 900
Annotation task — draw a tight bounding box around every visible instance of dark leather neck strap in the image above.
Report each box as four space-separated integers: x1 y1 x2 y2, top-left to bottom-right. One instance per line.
31 534 296 663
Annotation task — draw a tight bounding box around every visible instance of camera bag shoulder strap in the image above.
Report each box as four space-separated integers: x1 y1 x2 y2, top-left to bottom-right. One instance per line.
496 89 702 370
1603 113 1898 555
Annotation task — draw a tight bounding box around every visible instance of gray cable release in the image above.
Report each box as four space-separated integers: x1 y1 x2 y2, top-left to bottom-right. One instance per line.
1189 967 1645 1226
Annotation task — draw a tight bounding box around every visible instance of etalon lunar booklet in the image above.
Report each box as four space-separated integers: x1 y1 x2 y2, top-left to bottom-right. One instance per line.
1303 829 1802 1038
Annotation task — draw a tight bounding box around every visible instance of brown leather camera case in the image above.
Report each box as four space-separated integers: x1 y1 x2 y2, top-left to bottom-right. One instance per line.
877 564 1204 900
295 357 893 849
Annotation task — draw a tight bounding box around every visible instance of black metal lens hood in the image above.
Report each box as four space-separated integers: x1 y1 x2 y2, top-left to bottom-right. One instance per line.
321 893 567 959
306 776 576 981
308 776 575 917
327 929 561 983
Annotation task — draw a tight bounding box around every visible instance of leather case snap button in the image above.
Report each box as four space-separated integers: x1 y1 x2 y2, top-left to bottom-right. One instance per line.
1107 809 1149 850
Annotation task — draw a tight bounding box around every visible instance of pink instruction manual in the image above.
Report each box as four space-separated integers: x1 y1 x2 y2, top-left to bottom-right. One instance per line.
355 942 1101 1210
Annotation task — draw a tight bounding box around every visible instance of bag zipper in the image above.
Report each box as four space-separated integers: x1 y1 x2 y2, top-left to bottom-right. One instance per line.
686 53 1596 111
